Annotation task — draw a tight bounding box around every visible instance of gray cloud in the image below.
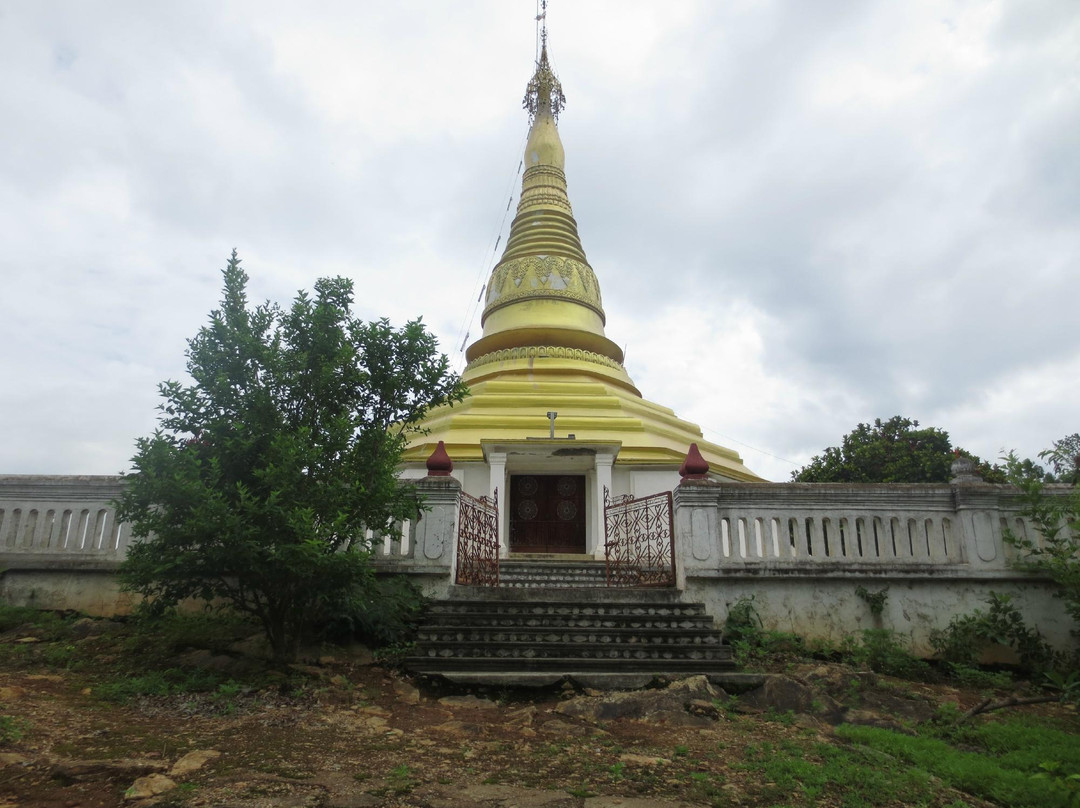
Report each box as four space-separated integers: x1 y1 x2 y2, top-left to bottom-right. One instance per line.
1 1 1077 479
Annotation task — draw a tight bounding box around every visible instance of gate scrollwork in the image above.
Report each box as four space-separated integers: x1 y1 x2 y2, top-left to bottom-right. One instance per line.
603 487 675 587
455 489 499 586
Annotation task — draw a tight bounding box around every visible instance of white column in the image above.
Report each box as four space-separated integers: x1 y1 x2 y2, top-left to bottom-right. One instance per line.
487 452 508 558
592 454 614 559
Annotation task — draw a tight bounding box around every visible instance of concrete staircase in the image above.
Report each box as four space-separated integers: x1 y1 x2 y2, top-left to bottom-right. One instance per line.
406 557 735 688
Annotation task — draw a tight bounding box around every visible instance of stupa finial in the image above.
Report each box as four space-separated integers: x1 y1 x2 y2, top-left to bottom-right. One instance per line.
524 1 565 122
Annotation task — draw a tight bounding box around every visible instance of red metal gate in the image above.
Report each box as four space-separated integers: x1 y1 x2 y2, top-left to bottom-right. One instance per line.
455 489 499 586
603 487 675 587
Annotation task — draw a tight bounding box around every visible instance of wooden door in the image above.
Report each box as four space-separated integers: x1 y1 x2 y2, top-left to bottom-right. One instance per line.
509 474 586 554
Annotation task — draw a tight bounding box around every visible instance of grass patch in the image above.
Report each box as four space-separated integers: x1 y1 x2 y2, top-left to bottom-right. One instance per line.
0 605 75 639
94 668 239 702
837 724 1073 807
0 715 28 745
927 715 1080 774
738 739 935 807
385 764 417 795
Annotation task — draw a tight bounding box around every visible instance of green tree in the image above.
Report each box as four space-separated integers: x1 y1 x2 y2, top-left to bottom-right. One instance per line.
792 416 955 483
116 252 466 662
1003 447 1080 634
791 415 1038 484
1043 433 1080 486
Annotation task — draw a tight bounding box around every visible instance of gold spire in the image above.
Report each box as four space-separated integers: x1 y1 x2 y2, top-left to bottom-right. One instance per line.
465 40 624 367
404 17 763 482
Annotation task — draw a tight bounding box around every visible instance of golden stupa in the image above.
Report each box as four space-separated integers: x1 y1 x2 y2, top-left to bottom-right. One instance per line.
404 42 760 483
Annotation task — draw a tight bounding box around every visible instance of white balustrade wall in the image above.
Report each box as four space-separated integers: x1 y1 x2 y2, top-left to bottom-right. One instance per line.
674 480 1076 654
0 474 459 612
0 474 1074 656
0 476 131 562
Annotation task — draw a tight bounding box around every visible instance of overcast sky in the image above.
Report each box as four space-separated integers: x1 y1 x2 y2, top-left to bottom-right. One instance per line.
2 1 1077 482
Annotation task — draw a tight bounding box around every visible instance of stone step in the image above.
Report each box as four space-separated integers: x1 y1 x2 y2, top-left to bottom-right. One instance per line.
407 563 735 683
429 599 706 617
407 651 734 673
496 561 609 589
422 614 715 630
444 587 686 605
417 627 724 645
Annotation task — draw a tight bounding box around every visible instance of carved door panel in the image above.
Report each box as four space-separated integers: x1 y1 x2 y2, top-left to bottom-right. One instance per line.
509 474 586 554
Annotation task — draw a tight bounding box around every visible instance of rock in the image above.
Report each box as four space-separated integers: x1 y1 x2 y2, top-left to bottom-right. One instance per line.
169 749 221 777
326 794 380 808
329 674 350 688
393 679 421 704
841 709 917 735
431 720 467 736
686 699 720 719
587 798 702 808
174 648 260 676
357 715 388 731
26 674 64 683
68 617 97 638
556 675 721 727
337 642 375 666
858 689 935 723
540 719 592 737
737 675 816 715
229 633 274 660
619 753 669 767
454 784 579 807
357 705 390 718
437 695 497 710
0 753 28 767
52 758 168 782
431 719 485 738
308 772 381 807
124 773 177 800
68 617 122 640
505 706 536 726
797 664 877 699
288 663 327 679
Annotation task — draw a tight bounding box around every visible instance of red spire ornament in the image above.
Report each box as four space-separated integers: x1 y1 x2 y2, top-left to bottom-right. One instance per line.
679 443 710 481
425 441 453 476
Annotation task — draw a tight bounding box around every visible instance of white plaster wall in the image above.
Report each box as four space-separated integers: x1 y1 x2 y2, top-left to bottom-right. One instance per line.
685 575 1076 657
629 469 680 498
0 571 136 616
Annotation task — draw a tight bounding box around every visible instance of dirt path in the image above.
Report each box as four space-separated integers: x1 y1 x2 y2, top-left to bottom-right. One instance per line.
0 657 1022 808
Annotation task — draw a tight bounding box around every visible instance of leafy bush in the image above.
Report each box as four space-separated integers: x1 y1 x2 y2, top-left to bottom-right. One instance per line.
930 592 1057 674
122 610 260 659
843 629 932 679
722 596 812 668
319 575 427 648
1001 448 1080 635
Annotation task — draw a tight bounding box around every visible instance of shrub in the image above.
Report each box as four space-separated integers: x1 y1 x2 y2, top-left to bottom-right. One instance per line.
930 592 1057 675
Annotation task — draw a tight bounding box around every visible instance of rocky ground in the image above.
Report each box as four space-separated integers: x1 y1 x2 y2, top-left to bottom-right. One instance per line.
0 616 1074 808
